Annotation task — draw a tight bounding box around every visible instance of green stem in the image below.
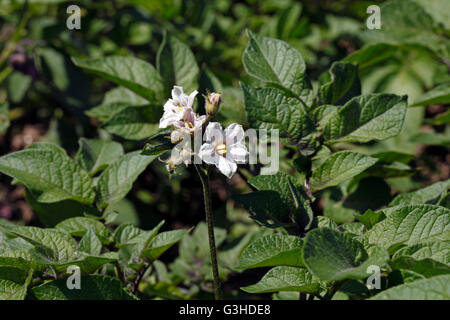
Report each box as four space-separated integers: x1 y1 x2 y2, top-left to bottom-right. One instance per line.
194 164 223 300
324 280 344 300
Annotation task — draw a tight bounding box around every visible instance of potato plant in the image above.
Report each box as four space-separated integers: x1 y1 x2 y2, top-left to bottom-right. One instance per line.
0 0 449 300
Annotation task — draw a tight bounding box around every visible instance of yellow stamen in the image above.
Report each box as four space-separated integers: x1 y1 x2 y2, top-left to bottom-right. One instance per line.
215 143 227 156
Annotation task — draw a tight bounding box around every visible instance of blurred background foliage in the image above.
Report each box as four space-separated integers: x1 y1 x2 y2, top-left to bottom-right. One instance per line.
0 0 448 299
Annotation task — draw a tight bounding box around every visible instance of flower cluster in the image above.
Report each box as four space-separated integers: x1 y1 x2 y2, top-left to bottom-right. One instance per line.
159 86 248 178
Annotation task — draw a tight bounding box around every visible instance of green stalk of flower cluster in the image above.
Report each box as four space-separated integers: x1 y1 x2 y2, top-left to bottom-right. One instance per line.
194 164 223 300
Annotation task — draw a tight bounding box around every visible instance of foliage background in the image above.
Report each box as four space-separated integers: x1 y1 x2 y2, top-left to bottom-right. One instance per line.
0 0 448 300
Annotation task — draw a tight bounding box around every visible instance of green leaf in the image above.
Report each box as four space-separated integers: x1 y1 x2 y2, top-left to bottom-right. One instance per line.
0 266 27 284
355 210 386 229
86 102 134 123
96 151 158 208
113 223 143 247
412 82 450 106
55 217 110 244
303 228 389 281
78 228 102 256
2 226 77 262
102 105 162 140
50 254 118 274
130 220 165 262
0 279 27 300
72 56 164 101
0 143 95 204
310 151 378 191
343 43 398 69
238 235 304 270
241 266 321 294
157 31 200 94
141 129 173 156
370 274 450 300
318 62 361 106
390 256 450 278
248 172 300 208
366 205 450 252
321 94 408 143
75 138 124 175
390 179 450 206
410 132 450 146
233 191 291 228
241 83 315 143
7 72 31 103
31 275 136 300
393 241 449 265
141 229 190 261
243 30 312 101
362 0 449 58
0 102 10 134
25 189 99 227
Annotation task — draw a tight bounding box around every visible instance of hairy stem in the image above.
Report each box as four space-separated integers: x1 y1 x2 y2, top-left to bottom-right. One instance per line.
194 164 223 300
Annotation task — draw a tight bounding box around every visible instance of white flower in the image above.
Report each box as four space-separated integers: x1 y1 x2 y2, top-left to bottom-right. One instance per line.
173 109 206 134
199 122 248 179
159 86 198 128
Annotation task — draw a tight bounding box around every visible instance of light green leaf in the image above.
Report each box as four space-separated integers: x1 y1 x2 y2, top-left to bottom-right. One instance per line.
55 217 110 244
113 223 143 247
243 30 312 101
157 31 200 93
303 228 389 281
78 228 102 256
390 256 450 278
310 151 378 191
410 132 450 146
0 102 10 135
321 94 408 143
7 72 31 103
241 266 321 294
238 235 304 270
0 143 95 204
343 43 398 69
2 226 77 262
96 151 158 208
72 56 164 101
142 229 190 261
370 274 450 300
51 254 118 274
412 82 450 106
131 220 165 261
390 179 450 206
0 279 27 300
393 241 449 265
366 205 450 252
31 275 136 300
75 138 124 175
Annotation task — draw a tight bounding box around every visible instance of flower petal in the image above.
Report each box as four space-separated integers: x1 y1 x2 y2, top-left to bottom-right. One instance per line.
187 90 198 108
159 112 181 128
228 143 248 164
217 156 237 179
225 123 245 145
199 142 218 165
204 122 224 144
171 86 184 102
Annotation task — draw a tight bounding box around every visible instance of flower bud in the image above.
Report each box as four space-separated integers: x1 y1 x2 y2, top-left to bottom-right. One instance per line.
205 92 222 117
